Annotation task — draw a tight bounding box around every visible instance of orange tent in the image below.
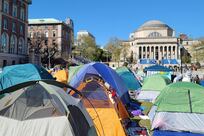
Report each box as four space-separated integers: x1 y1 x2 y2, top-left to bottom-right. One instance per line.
70 75 129 136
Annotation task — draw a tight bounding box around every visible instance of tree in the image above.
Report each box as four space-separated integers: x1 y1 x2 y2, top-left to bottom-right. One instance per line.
121 42 130 62
105 37 122 62
190 41 204 63
76 36 98 60
28 33 58 67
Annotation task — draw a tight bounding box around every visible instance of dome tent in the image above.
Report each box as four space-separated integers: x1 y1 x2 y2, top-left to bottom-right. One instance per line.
116 67 141 91
149 82 204 134
0 64 54 91
0 80 97 136
137 75 171 102
69 62 130 104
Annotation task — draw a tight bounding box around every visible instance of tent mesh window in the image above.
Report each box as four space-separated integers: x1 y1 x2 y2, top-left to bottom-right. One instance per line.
68 105 90 136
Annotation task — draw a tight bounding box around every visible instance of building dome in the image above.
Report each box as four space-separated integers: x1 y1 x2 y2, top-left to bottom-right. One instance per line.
137 20 171 31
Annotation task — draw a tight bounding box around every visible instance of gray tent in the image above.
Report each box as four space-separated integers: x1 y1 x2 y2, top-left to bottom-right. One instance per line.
0 80 97 136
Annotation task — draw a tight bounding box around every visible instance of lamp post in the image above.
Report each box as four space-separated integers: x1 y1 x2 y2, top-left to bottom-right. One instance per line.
179 45 183 74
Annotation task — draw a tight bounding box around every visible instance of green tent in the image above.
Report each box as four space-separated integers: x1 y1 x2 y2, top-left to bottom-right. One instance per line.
149 82 204 133
116 67 141 90
155 82 204 112
142 75 171 91
68 65 83 83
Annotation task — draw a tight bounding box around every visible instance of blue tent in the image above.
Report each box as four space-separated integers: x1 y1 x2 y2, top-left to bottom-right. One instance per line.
69 62 130 104
153 130 204 136
200 80 204 87
144 65 173 72
0 64 54 90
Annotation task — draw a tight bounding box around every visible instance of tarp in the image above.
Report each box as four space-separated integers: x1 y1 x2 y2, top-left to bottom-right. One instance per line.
200 80 204 87
0 64 53 90
142 75 172 92
153 130 204 136
69 62 130 104
0 80 97 136
144 65 173 72
116 67 141 91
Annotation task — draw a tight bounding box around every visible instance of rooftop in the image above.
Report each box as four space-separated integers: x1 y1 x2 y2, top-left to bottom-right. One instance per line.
28 18 63 25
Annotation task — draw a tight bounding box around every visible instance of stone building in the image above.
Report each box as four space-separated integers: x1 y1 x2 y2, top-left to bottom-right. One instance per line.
0 0 32 67
28 18 74 64
123 20 184 66
76 30 95 46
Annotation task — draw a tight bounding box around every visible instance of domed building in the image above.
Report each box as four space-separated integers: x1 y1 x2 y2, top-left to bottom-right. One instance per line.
124 20 182 65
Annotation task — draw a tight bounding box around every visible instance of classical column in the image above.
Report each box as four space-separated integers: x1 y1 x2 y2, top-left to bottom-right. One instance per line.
145 46 147 58
154 46 156 60
166 46 169 59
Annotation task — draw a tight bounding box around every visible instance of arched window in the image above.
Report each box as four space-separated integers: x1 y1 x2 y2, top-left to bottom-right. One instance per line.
1 32 9 53
18 38 25 54
148 32 162 38
10 35 17 54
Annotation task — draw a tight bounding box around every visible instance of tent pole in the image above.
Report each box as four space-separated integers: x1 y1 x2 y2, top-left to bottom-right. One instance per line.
188 89 192 113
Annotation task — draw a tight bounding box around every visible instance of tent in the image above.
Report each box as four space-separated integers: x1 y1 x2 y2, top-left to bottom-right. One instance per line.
149 82 204 134
68 65 83 83
116 67 141 91
144 65 173 79
153 130 204 136
53 69 69 84
69 62 130 105
0 64 53 90
137 75 171 102
144 65 173 72
0 80 97 136
200 80 204 87
69 72 129 136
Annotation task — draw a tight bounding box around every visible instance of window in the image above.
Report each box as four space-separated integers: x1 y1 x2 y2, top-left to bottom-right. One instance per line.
3 19 8 30
20 25 24 35
12 22 16 32
3 1 9 14
18 38 24 54
66 32 69 39
3 60 7 67
30 32 33 38
148 32 162 38
10 35 17 54
53 31 56 37
20 8 25 20
12 5 18 17
12 60 15 65
45 31 49 37
1 33 8 53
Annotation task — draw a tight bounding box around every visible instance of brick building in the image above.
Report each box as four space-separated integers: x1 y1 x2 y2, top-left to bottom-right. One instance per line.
28 18 74 65
0 0 32 67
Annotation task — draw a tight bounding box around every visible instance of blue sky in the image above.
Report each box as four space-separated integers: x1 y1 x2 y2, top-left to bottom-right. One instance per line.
29 0 204 46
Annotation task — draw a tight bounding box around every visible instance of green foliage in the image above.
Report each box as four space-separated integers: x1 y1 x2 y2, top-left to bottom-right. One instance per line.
190 41 204 62
181 54 191 63
105 37 122 62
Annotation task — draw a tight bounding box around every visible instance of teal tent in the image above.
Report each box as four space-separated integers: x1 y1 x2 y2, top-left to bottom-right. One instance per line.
116 67 141 90
0 64 54 90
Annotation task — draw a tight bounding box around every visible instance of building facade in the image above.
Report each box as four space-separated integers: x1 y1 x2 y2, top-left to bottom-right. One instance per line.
123 20 184 66
0 0 32 67
76 30 95 46
28 18 74 62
